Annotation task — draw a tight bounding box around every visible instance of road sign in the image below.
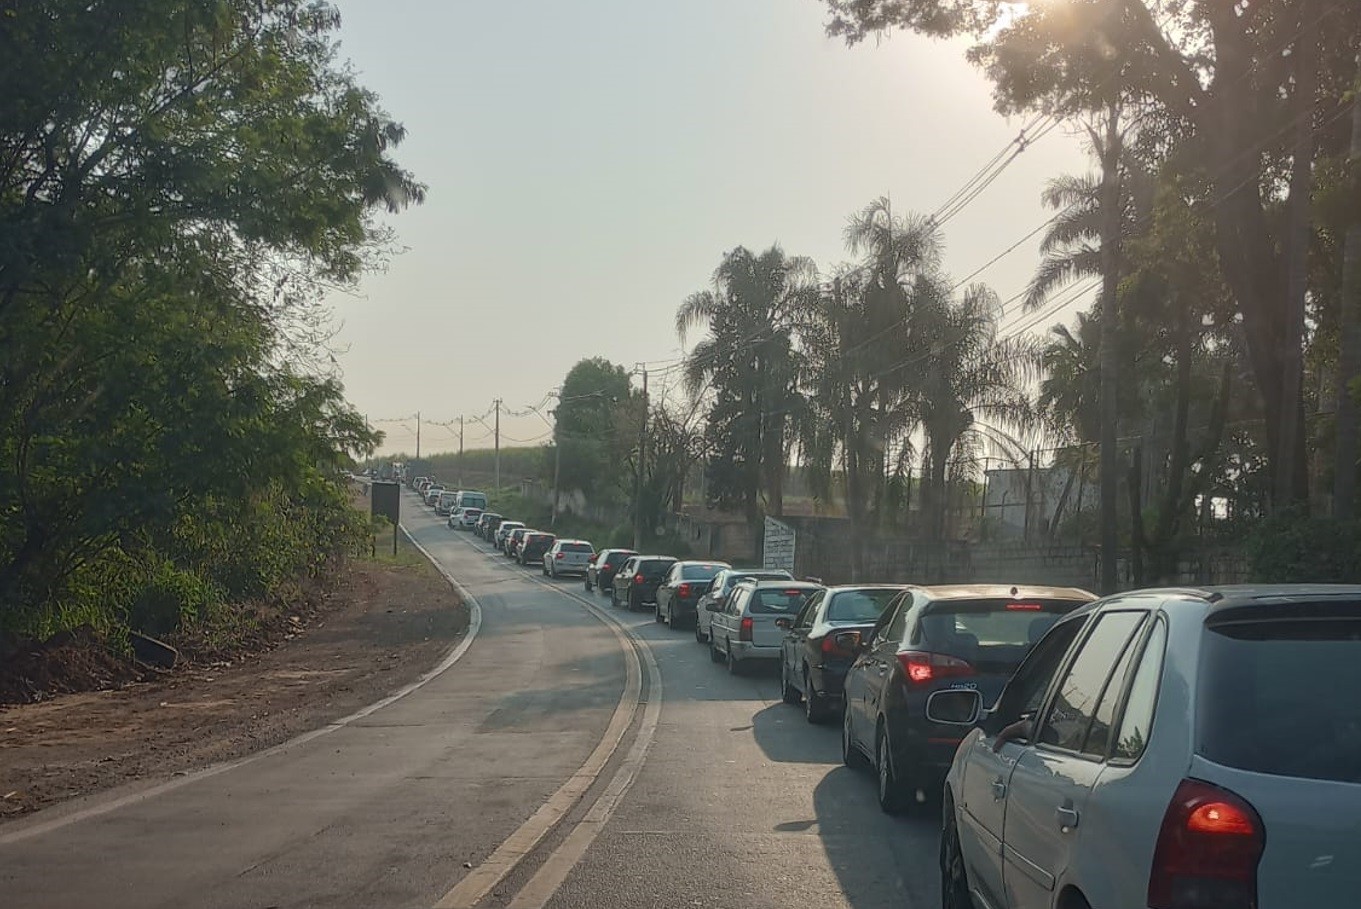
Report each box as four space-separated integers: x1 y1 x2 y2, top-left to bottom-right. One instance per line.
763 517 796 572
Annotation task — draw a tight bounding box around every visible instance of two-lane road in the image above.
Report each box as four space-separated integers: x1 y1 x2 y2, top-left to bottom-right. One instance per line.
0 491 940 908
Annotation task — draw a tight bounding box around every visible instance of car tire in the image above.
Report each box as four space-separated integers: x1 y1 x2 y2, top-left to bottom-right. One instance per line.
941 797 974 909
584 577 593 592
780 661 801 705
709 637 723 663
842 708 869 770
628 591 640 613
694 620 708 644
654 603 665 623
726 642 742 676
876 722 911 815
804 671 832 725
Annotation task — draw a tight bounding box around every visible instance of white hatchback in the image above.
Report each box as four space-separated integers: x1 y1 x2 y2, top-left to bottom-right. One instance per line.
928 585 1361 909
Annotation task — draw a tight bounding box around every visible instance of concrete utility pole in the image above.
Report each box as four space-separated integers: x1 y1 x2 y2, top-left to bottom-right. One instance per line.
1334 53 1361 518
458 415 464 487
633 367 649 550
1098 103 1124 595
551 408 562 527
415 411 421 460
493 399 501 491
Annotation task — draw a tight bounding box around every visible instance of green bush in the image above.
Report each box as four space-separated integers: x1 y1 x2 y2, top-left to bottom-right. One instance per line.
1245 509 1361 583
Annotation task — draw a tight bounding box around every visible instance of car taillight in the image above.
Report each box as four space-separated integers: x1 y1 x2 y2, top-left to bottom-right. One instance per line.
1149 779 1264 909
821 635 856 659
635 573 644 584
555 552 564 559
677 583 692 598
739 617 754 642
601 562 611 570
897 651 975 685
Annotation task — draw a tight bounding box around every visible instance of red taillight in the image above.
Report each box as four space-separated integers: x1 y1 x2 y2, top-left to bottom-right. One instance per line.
602 563 611 570
677 583 692 598
1149 779 1264 909
555 552 564 559
635 573 645 584
739 617 754 641
897 651 975 685
821 635 856 659
1006 602 1044 611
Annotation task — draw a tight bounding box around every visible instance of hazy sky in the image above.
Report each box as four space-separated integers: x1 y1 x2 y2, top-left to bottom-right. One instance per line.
326 0 1093 457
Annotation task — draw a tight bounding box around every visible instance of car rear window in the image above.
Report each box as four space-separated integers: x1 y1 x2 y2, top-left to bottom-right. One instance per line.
638 559 674 578
750 587 818 614
915 598 1089 674
1198 616 1361 784
725 571 789 590
681 564 724 581
827 589 900 623
562 542 593 553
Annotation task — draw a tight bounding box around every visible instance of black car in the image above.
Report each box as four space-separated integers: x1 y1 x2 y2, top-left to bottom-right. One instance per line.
518 531 556 566
585 548 637 595
656 560 731 629
610 555 677 611
505 527 532 559
779 585 908 724
842 584 1097 813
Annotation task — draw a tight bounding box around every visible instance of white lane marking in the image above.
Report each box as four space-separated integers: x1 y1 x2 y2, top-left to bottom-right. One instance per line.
0 518 483 847
433 531 664 909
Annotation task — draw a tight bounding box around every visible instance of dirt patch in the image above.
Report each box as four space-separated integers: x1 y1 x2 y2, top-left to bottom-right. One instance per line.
0 534 467 823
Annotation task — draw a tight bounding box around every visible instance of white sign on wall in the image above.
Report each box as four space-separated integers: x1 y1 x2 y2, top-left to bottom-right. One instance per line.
763 517 797 572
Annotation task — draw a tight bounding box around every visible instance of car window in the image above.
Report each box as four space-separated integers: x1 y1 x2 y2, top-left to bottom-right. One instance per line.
867 594 906 645
989 615 1091 734
639 559 673 578
1083 619 1146 758
1038 611 1146 753
910 597 1089 675
884 593 914 643
826 588 900 623
681 563 725 581
1112 619 1167 762
728 587 749 614
563 542 592 553
749 586 817 615
1197 614 1361 783
794 591 824 629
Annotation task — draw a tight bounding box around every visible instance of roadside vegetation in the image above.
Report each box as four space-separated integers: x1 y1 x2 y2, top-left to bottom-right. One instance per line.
0 3 421 645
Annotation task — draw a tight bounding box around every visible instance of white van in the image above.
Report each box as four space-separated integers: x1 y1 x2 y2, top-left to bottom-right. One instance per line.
455 490 488 511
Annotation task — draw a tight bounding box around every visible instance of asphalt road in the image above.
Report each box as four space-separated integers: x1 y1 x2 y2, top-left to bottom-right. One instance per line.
0 490 941 908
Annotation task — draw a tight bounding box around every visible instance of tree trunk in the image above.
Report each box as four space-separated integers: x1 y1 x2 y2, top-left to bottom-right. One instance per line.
1333 53 1361 518
1098 103 1124 594
1128 442 1145 587
1275 1 1318 509
1150 303 1194 581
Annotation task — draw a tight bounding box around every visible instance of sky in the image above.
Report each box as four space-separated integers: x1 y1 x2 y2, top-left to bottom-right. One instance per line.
325 0 1094 457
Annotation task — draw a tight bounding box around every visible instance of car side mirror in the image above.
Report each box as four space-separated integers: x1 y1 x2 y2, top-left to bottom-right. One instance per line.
925 689 984 727
774 618 791 630
832 630 863 653
705 603 721 612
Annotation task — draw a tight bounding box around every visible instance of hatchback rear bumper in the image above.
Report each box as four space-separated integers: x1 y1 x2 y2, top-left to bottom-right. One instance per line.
730 642 780 661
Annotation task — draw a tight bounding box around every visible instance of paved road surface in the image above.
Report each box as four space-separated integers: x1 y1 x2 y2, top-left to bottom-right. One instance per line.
0 490 940 908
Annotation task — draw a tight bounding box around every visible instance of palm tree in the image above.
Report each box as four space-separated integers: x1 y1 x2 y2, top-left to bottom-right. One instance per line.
677 245 816 519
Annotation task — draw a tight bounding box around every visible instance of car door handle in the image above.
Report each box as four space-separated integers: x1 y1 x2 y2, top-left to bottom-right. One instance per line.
1056 806 1079 830
991 778 1007 800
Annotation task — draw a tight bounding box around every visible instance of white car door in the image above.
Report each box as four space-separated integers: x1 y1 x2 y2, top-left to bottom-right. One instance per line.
1001 609 1150 909
954 614 1090 909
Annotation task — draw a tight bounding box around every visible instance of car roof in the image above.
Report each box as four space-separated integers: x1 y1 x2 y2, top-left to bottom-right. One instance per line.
918 583 1098 602
1104 584 1361 614
633 554 677 561
554 538 590 545
817 584 911 594
738 578 824 589
676 559 730 566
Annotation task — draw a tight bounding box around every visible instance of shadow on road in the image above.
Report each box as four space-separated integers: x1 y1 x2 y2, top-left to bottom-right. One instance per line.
810 765 944 908
749 702 839 764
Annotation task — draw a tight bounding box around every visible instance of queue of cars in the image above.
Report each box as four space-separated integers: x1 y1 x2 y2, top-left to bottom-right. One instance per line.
405 481 1361 909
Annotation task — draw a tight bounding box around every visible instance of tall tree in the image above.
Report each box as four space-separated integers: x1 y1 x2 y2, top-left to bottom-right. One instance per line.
677 245 815 521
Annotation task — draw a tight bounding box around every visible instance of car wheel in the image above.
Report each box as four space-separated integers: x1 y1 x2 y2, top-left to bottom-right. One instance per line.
780 661 801 705
709 637 723 663
842 707 869 770
726 642 742 676
654 602 665 623
694 620 708 644
941 798 974 909
628 591 639 613
804 671 831 725
876 722 910 815
584 577 593 592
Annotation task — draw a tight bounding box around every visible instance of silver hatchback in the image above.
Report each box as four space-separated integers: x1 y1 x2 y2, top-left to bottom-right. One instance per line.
929 585 1361 909
544 539 594 578
709 580 823 675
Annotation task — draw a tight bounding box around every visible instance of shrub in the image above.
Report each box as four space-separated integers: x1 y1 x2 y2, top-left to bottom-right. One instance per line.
1244 509 1361 583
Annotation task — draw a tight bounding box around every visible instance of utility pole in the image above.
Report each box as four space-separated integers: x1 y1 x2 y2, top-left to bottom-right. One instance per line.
633 367 649 550
415 411 421 461
1098 103 1123 594
1335 52 1361 519
551 408 562 527
493 399 501 491
458 415 465 487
